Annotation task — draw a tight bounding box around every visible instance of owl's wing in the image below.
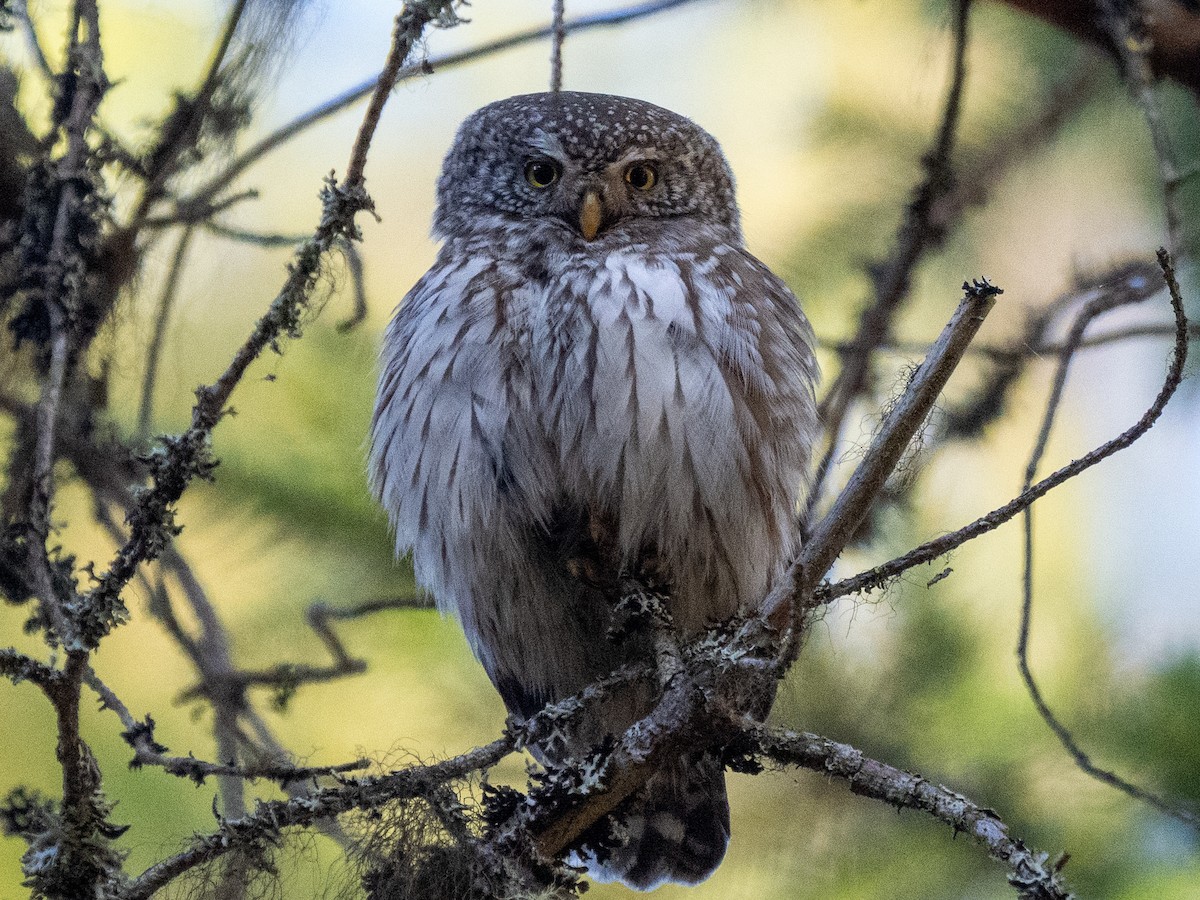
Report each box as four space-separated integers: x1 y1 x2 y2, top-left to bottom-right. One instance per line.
710 245 820 469
370 250 543 665
681 242 820 572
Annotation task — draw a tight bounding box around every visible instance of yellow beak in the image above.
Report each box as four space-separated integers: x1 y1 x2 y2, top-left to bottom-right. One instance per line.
579 191 603 241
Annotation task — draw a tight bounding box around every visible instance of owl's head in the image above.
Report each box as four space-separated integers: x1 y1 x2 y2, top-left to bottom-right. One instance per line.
433 92 741 244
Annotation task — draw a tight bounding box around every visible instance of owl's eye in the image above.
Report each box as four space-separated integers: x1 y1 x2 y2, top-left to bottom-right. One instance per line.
624 163 657 191
524 160 560 189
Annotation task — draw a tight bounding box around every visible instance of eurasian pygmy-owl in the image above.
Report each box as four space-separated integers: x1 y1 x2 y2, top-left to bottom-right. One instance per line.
370 92 818 890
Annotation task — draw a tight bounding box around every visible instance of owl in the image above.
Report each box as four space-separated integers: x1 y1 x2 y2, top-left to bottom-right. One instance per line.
370 92 818 890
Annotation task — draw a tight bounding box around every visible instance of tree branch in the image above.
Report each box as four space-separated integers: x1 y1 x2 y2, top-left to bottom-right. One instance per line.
754 726 1075 900
822 249 1188 604
771 278 1001 661
1098 1 1188 254
809 0 974 515
995 0 1200 97
1018 249 1199 828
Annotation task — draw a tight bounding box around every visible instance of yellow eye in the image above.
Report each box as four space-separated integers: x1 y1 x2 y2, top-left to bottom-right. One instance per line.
524 160 559 188
625 162 657 191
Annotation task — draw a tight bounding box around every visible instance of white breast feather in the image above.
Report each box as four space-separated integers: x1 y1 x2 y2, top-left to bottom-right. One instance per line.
372 239 816 677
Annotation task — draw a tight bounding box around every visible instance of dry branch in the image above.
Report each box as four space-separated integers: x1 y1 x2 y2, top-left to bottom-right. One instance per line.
821 250 1188 605
755 727 1075 900
996 0 1200 97
772 278 1001 661
1018 249 1199 829
809 0 973 514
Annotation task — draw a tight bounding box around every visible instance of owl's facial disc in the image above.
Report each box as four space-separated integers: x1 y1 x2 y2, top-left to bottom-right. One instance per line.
433 92 744 242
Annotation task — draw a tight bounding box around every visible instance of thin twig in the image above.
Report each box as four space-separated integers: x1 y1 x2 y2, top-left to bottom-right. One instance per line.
937 260 1166 442
144 190 262 228
84 666 369 784
550 0 566 91
85 181 361 615
344 3 460 190
1019 249 1199 829
137 226 196 439
1100 2 1186 255
202 220 306 247
808 0 974 518
124 0 251 233
16 0 55 80
336 238 369 331
822 250 1189 604
828 321 1200 361
307 595 431 669
177 597 433 703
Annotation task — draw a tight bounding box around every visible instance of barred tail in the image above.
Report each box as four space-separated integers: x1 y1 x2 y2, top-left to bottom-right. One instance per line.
588 753 730 891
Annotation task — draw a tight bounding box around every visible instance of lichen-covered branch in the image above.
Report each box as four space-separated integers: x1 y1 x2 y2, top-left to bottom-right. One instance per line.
118 739 513 900
753 726 1075 900
85 3 466 633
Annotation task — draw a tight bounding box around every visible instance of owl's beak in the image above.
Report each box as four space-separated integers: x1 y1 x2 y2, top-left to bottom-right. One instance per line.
579 191 603 241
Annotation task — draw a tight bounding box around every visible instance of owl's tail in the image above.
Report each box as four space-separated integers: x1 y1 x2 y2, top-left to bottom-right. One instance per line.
587 752 730 891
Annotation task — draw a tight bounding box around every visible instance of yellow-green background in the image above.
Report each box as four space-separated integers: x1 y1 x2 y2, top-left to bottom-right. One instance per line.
2 1 1198 897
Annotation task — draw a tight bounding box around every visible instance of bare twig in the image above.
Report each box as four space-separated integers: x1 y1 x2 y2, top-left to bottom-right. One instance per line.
84 666 369 785
1019 249 1199 829
144 190 261 229
176 596 433 704
344 2 462 190
1099 2 1187 254
809 0 974 517
772 278 1001 663
550 0 566 92
823 250 1189 604
124 0 251 233
137 226 196 438
200 221 306 247
828 321 1200 362
938 260 1166 442
308 595 431 668
16 0 55 80
336 238 369 331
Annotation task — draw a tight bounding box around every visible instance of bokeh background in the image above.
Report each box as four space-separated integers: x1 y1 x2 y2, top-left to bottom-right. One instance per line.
2 0 1199 897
